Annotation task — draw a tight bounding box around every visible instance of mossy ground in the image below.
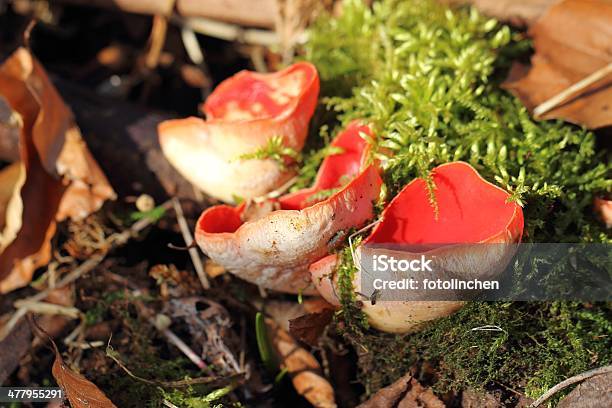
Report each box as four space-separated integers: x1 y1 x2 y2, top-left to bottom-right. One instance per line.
303 0 612 402
339 295 611 403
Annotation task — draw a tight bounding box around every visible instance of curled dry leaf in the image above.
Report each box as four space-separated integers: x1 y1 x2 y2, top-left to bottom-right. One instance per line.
266 317 336 408
503 0 612 129
288 308 334 347
51 340 117 408
264 297 334 332
158 62 319 203
195 122 381 293
357 373 444 408
312 162 523 333
0 48 115 294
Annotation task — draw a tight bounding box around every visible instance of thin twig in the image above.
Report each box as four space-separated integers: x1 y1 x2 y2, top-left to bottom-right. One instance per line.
469 325 505 333
348 219 382 269
151 314 208 371
12 301 82 319
66 340 105 350
0 308 28 342
529 365 612 407
181 25 205 65
106 337 242 389
106 272 210 372
0 201 172 342
145 14 168 70
175 16 281 46
23 255 104 305
533 62 612 117
172 198 209 290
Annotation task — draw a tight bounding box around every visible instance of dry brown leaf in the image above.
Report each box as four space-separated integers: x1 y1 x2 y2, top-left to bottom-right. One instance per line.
289 309 333 347
51 339 117 407
357 373 413 408
266 317 336 408
397 379 445 408
557 372 612 408
442 0 558 26
0 47 115 293
357 373 445 408
503 0 612 129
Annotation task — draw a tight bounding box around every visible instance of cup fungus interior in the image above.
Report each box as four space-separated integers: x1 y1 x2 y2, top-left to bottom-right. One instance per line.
203 62 317 122
365 162 520 245
279 121 370 210
198 205 244 234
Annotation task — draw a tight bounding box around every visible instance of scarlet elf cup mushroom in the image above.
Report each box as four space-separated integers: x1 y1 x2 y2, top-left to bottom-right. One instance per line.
311 162 524 333
158 62 319 203
194 122 382 293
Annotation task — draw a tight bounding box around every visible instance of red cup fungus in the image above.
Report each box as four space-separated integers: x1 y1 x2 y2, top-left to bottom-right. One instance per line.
311 161 524 333
158 62 319 203
195 122 382 293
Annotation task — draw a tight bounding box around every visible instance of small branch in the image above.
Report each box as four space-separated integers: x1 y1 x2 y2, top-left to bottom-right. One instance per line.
533 62 612 117
0 308 28 342
106 273 210 372
529 365 612 407
145 14 169 70
0 201 171 342
150 314 208 371
172 198 209 289
181 25 205 65
12 301 82 319
175 16 280 46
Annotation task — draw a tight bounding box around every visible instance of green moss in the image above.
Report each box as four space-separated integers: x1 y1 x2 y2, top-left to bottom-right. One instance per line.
338 301 611 401
162 385 236 408
304 0 612 401
237 135 299 170
305 0 610 243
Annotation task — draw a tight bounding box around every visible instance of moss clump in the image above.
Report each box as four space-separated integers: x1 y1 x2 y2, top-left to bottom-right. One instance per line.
162 385 237 408
305 0 610 243
339 300 611 401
